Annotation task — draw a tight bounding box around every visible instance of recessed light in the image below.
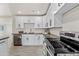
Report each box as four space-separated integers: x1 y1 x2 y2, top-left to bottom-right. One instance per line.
37 11 40 14
32 10 40 14
18 11 22 14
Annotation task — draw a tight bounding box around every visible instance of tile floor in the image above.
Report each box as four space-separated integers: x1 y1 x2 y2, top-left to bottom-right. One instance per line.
9 46 43 56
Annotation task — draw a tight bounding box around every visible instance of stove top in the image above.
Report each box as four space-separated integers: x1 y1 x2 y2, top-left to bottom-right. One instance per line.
47 38 79 53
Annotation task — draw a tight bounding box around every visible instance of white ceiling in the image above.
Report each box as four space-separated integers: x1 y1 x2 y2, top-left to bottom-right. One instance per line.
9 3 50 16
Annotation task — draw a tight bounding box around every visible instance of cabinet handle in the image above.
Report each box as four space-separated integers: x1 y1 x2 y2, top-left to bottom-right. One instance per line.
26 38 29 40
38 36 40 40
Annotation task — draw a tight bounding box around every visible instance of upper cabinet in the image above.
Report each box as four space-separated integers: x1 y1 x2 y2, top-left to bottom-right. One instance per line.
42 15 49 28
22 16 35 23
15 16 43 29
34 16 43 28
15 16 24 29
42 3 61 28
45 3 79 28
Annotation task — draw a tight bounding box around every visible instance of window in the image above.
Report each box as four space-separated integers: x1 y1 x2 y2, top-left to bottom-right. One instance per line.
0 25 6 32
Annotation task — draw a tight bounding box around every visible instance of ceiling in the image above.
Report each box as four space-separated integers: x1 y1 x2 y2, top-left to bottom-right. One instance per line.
9 3 50 16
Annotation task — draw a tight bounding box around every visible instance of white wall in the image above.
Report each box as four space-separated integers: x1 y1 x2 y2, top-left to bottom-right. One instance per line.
0 3 13 55
0 17 13 55
0 3 12 16
63 5 79 32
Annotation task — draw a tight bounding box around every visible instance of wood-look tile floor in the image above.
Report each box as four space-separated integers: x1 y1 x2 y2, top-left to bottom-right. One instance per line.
9 46 43 56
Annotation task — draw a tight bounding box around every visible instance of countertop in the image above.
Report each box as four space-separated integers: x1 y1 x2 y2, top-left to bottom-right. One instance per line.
13 33 43 35
13 33 60 39
44 34 59 39
0 33 9 41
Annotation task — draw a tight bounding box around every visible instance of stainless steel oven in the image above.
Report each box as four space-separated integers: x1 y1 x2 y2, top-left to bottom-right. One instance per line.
42 38 54 56
43 31 79 56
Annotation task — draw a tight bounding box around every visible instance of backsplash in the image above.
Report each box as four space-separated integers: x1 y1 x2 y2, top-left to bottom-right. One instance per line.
15 28 45 33
50 28 62 36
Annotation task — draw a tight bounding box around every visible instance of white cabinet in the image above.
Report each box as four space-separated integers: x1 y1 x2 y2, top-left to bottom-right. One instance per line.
15 16 44 29
43 3 63 28
15 16 24 29
35 35 44 45
49 12 63 27
0 40 8 56
23 16 35 23
34 16 43 28
42 15 49 28
22 34 44 46
22 34 35 45
54 14 62 27
0 4 12 16
42 4 55 28
15 16 35 29
22 35 30 45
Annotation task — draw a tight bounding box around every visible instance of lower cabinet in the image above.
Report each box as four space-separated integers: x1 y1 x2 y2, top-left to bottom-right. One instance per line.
22 34 44 46
0 39 9 56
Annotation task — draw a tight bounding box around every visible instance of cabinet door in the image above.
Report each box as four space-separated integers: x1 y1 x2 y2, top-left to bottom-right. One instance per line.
0 40 8 56
15 16 24 29
50 13 54 27
54 14 62 27
39 35 44 45
36 35 44 45
34 17 43 28
42 15 47 27
28 35 35 45
37 35 41 45
23 16 35 23
46 15 50 27
22 34 44 46
22 35 30 45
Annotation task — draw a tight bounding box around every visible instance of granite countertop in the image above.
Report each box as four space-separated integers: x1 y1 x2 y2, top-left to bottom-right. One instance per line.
13 33 44 35
13 33 60 40
44 34 59 39
0 33 9 41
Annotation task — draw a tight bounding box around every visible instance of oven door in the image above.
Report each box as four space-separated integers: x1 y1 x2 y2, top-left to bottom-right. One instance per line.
46 47 54 56
45 39 55 56
42 38 54 56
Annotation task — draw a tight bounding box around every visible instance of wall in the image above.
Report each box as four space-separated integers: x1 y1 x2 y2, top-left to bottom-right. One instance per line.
0 3 13 55
63 5 79 32
0 17 13 55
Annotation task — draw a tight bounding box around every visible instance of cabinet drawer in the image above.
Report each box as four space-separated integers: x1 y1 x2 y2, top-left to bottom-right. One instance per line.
22 34 44 46
22 37 30 45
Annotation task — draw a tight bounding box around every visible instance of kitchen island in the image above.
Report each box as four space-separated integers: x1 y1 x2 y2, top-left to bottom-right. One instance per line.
0 33 9 56
13 33 45 46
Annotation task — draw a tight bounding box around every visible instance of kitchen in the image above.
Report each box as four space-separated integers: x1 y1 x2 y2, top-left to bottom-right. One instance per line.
0 3 79 56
